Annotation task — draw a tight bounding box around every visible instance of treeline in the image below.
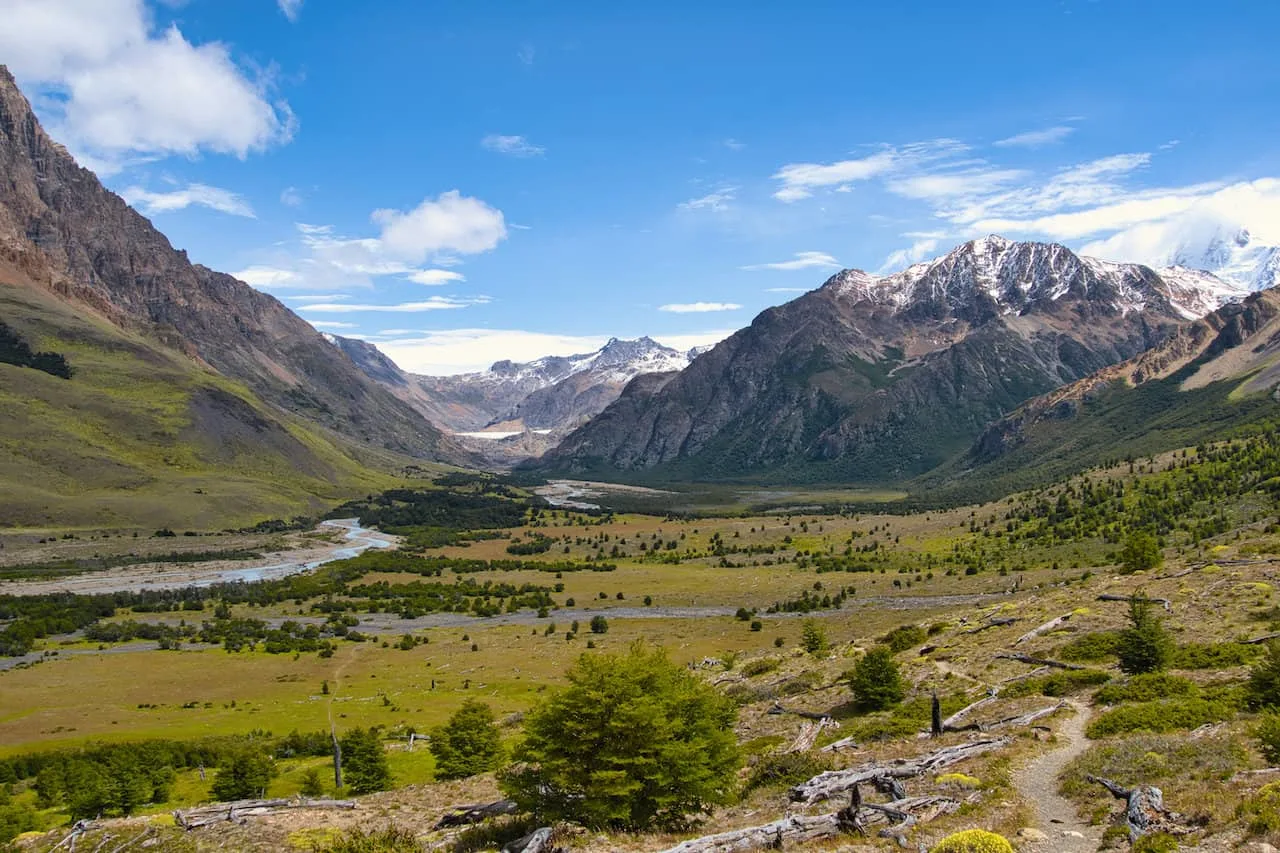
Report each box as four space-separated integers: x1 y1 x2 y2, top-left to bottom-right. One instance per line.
328 487 533 532
0 321 72 379
0 547 262 581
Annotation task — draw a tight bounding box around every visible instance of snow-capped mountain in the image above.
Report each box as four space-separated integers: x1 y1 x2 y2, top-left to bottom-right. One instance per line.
1165 225 1280 293
828 235 1247 320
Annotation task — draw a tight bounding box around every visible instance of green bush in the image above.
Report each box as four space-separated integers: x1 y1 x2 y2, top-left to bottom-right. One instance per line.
1120 531 1163 573
1094 673 1197 706
800 620 828 656
881 624 927 653
212 748 276 801
1057 630 1123 662
929 829 1014 853
309 825 421 852
1001 668 1110 698
1256 711 1280 764
1117 597 1174 675
430 700 504 780
1240 781 1280 836
740 657 781 678
847 646 904 712
1086 697 1238 738
1171 641 1258 670
339 728 391 795
742 751 830 795
1061 733 1248 798
1247 641 1280 710
500 642 740 830
1131 832 1179 853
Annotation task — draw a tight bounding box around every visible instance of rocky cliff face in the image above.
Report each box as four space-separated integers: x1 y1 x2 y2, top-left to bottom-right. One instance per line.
536 237 1208 482
0 66 460 462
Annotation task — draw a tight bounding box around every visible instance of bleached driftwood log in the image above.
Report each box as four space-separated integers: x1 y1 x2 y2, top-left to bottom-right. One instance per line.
502 827 557 853
1014 613 1073 646
174 797 356 829
963 617 1020 635
995 652 1084 670
940 690 999 732
434 799 518 828
819 735 859 754
784 717 840 753
657 793 960 852
1097 593 1171 611
788 737 1010 804
1088 776 1188 841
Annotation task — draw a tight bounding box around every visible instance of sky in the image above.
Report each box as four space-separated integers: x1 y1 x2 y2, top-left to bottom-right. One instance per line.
2 0 1279 374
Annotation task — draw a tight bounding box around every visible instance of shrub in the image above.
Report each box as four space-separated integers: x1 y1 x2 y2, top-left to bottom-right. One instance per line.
1256 711 1280 764
1131 833 1179 853
1241 780 1280 835
1117 597 1173 675
742 752 830 795
589 615 609 634
848 647 903 712
340 728 391 794
929 829 1014 853
800 620 828 655
1058 630 1123 662
740 657 781 678
1001 668 1110 698
1172 641 1258 670
300 767 325 797
881 624 927 653
1247 641 1280 710
1061 733 1248 799
1120 531 1163 573
430 700 504 780
1094 673 1197 706
212 748 276 801
309 825 422 852
1086 697 1238 738
500 642 740 830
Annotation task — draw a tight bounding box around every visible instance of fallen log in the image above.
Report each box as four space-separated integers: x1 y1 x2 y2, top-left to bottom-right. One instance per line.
819 735 859 754
784 717 840 753
995 652 1084 670
940 690 999 732
1097 594 1171 612
434 799 518 829
767 702 833 721
986 701 1067 731
502 827 557 853
1014 613 1073 646
174 797 356 829
963 617 1020 635
1087 775 1188 842
1243 633 1280 645
657 795 959 852
788 737 1010 804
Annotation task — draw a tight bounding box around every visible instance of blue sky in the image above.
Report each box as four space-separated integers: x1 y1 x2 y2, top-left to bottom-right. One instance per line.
3 0 1279 373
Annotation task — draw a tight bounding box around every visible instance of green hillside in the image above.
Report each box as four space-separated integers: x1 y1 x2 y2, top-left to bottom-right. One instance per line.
0 280 436 530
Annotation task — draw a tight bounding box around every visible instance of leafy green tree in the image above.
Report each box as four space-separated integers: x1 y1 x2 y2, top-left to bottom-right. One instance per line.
848 646 904 711
1117 595 1173 675
500 642 740 830
300 767 325 797
430 700 504 780
1248 641 1280 710
589 615 609 634
339 728 391 794
800 620 828 656
211 748 276 801
1120 531 1163 573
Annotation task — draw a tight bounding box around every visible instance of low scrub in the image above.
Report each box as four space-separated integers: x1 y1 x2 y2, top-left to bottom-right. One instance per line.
1062 733 1248 797
1172 641 1259 670
842 693 968 741
742 751 831 795
1086 696 1239 738
1057 630 1123 662
740 657 782 678
929 829 1014 853
1094 673 1198 705
309 826 422 853
1000 668 1110 698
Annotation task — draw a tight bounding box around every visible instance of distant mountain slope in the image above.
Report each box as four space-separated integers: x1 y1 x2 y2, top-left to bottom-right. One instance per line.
0 66 461 463
922 286 1280 503
535 237 1227 483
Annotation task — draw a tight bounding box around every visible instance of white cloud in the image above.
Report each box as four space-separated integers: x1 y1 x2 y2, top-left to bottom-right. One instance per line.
372 191 507 262
517 44 535 66
481 134 545 157
993 126 1075 148
299 296 490 313
285 293 351 301
121 182 254 217
652 330 737 352
887 168 1026 201
724 138 745 151
679 188 737 212
880 238 939 272
309 321 355 329
659 302 742 313
0 0 294 171
772 150 898 201
280 186 303 207
406 269 467 285
741 251 842 271
278 0 303 22
234 265 303 287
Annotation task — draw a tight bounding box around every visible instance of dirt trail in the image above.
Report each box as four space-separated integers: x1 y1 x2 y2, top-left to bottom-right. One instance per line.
1010 700 1101 851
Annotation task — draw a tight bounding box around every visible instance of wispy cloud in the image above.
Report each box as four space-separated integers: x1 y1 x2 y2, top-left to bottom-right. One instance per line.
278 0 303 21
772 150 899 202
517 44 535 65
299 296 491 313
724 138 746 151
993 126 1075 148
880 238 940 272
280 186 303 207
309 321 355 329
679 187 737 212
741 251 842 271
481 134 545 158
658 302 742 313
121 183 254 217
407 269 466 285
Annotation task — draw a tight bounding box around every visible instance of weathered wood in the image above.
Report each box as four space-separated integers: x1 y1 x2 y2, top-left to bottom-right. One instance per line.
819 735 859 754
963 617 1020 635
940 689 999 731
657 795 959 852
767 702 832 721
931 692 943 737
331 725 343 790
1231 767 1280 781
788 737 1010 804
784 717 840 753
996 652 1084 670
434 799 518 829
1087 775 1187 841
503 827 557 853
1097 593 1171 612
1243 632 1280 645
986 701 1068 731
174 797 356 829
1014 613 1073 646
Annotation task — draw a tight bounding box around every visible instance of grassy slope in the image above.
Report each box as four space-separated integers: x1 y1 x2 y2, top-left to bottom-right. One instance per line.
0 281 439 530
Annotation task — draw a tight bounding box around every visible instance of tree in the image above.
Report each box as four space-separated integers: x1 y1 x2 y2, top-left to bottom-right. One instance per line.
339 728 391 794
848 646 904 711
211 748 276 801
430 700 505 780
1117 595 1173 675
589 615 609 634
800 620 828 656
1247 641 1280 710
1119 531 1163 573
500 642 740 830
300 767 325 797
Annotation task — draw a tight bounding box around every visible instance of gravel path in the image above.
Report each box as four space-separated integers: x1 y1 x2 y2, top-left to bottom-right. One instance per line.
1010 700 1101 851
